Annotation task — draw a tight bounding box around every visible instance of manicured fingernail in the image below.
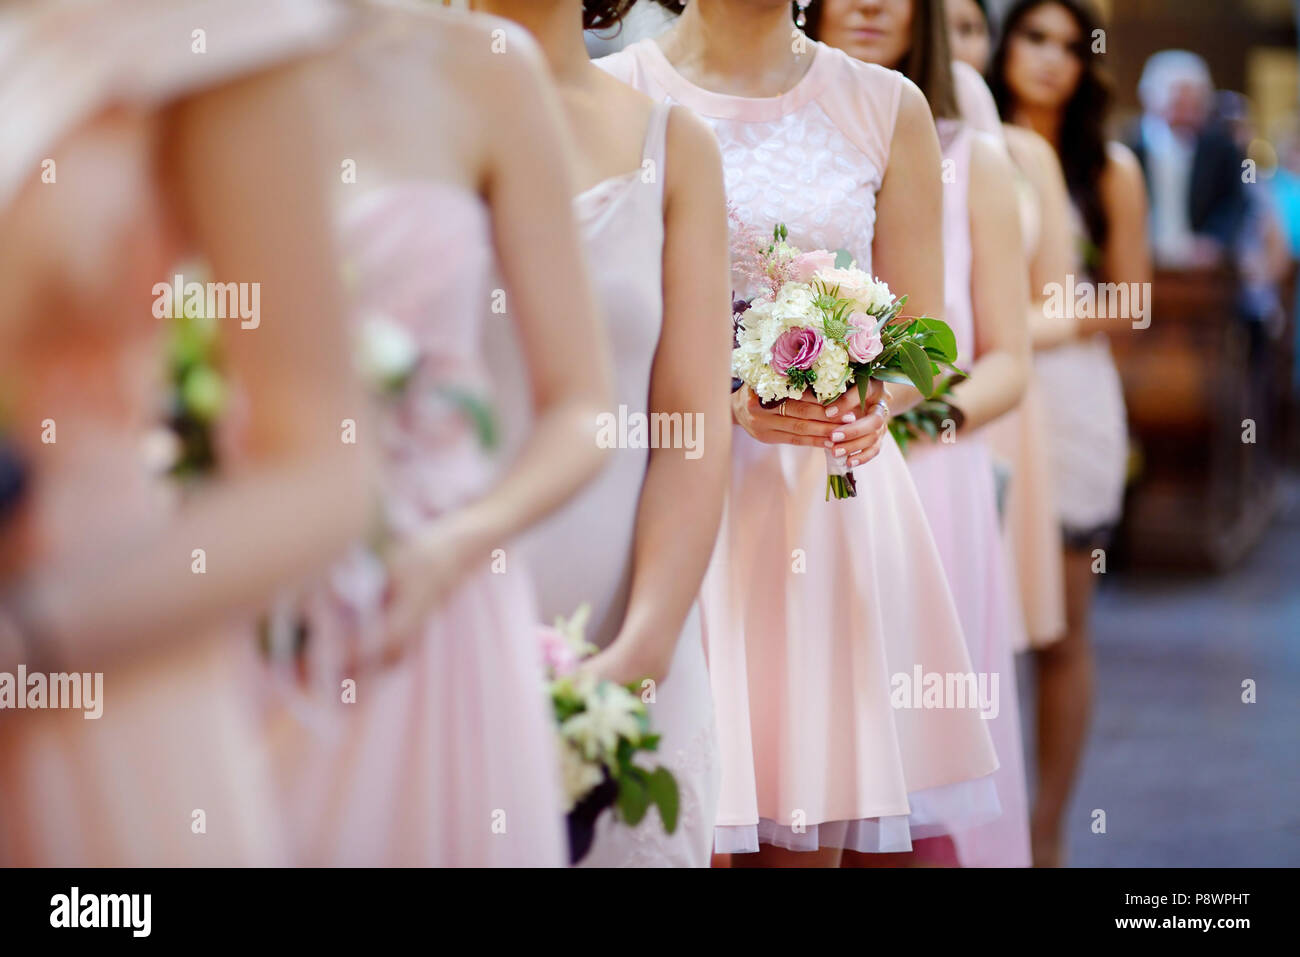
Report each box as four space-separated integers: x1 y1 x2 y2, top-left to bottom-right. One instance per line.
826 406 839 418
831 431 845 442
824 440 832 448
841 413 856 423
850 458 860 467
835 448 847 458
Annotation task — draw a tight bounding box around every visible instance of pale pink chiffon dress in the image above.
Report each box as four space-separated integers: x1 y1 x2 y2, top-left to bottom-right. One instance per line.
903 121 1031 867
599 39 1000 854
955 61 1067 649
483 103 720 867
270 184 566 867
0 0 344 865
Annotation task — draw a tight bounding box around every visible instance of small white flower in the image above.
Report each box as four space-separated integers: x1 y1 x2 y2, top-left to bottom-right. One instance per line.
357 314 420 394
562 681 645 765
556 733 604 811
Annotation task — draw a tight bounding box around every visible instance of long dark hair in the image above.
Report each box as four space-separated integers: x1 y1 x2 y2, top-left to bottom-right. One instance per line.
987 0 1113 251
584 0 637 30
804 0 958 120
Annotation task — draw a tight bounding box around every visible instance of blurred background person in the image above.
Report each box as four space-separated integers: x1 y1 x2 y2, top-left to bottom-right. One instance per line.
988 0 1151 867
1128 50 1247 269
948 0 992 73
947 0 1073 661
0 0 368 865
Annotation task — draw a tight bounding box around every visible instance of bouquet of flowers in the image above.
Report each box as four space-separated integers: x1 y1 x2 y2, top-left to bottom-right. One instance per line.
730 223 965 498
538 604 679 865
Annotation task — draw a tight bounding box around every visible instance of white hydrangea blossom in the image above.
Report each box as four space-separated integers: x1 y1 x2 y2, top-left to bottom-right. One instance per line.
732 279 855 404
561 680 645 765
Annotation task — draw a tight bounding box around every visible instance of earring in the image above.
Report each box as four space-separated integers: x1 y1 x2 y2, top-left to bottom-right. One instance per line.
795 0 811 29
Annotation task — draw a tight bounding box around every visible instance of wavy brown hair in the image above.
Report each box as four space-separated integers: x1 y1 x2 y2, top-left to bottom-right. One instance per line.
987 0 1114 251
584 0 638 30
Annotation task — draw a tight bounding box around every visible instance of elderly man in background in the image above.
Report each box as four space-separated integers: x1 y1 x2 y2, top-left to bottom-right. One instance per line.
1127 50 1248 268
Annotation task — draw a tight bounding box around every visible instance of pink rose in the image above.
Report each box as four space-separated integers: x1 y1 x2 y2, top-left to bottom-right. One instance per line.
771 327 824 373
790 249 837 283
846 313 883 364
538 625 579 677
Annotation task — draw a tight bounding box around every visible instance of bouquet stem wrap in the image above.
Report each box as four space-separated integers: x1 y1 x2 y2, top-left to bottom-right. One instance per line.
824 448 857 500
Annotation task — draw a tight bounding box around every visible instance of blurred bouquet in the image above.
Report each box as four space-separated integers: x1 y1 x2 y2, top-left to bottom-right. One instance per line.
163 266 225 480
731 224 964 498
357 312 496 450
539 604 679 865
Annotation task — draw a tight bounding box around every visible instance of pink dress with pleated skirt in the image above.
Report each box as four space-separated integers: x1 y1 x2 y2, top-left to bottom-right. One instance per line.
903 122 1031 867
0 0 345 866
954 60 1067 650
599 39 1000 854
269 183 567 867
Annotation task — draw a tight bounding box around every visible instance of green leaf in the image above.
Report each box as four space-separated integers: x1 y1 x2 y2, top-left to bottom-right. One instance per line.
617 770 650 826
856 374 871 413
888 417 912 452
914 317 958 362
433 386 499 451
872 368 916 386
834 249 853 269
647 767 680 834
896 339 936 397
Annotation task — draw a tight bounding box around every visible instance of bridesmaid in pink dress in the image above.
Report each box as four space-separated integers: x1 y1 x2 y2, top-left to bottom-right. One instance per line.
476 0 732 867
607 0 1000 866
268 4 612 866
0 0 367 865
949 43 1070 652
813 0 1034 867
988 0 1151 867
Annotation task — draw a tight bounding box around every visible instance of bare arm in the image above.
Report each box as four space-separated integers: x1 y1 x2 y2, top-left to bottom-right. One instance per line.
1086 142 1151 336
948 136 1029 430
13 60 370 667
1007 124 1078 349
376 32 614 652
588 107 732 685
872 80 947 417
454 37 612 560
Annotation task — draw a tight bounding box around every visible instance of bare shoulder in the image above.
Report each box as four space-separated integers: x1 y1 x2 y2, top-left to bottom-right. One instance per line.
1004 124 1054 171
968 132 1018 218
665 104 721 173
662 102 723 207
892 75 938 149
1101 140 1146 203
969 131 1016 186
366 2 548 100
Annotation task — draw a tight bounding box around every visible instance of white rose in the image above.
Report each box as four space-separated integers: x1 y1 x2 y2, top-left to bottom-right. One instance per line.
358 314 420 394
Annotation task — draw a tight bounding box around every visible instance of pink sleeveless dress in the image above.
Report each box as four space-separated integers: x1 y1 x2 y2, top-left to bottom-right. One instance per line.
904 122 1031 867
0 0 343 865
268 183 566 867
599 40 1000 854
954 60 1067 649
483 104 720 867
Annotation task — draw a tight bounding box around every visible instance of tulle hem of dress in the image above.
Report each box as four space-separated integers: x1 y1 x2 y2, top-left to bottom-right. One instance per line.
713 775 1001 854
